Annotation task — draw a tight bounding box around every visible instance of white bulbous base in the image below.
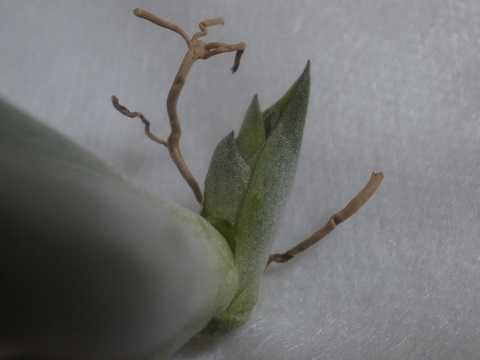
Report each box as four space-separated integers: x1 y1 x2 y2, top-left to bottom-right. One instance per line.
0 99 237 359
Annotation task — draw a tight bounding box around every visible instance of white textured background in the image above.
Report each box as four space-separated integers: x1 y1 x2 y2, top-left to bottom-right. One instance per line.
1 1 480 359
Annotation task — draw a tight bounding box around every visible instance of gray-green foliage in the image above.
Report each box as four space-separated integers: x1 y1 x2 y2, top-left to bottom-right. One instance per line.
202 61 311 330
235 94 265 166
202 132 251 248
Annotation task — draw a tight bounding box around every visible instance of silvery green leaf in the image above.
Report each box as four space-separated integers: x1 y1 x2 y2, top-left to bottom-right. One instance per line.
263 102 281 138
235 94 265 165
211 61 311 328
202 132 251 244
262 75 300 137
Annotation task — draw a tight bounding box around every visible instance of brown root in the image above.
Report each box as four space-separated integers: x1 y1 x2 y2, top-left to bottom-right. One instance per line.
112 8 246 204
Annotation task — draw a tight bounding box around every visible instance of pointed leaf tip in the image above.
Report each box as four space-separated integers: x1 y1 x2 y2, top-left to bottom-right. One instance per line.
236 94 265 164
263 62 311 136
294 60 311 90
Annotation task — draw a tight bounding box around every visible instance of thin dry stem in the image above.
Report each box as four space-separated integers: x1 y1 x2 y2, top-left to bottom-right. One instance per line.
112 8 246 204
203 42 246 72
111 96 168 147
193 17 225 40
266 172 384 268
133 8 191 47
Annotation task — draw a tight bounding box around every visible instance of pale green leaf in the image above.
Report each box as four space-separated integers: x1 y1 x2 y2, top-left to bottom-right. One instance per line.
235 94 265 165
202 132 251 241
212 61 311 328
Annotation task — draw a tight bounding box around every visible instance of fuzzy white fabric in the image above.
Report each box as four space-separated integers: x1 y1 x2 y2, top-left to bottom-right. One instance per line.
1 1 479 359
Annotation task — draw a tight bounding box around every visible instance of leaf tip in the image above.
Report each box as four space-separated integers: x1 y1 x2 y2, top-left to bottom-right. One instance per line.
251 94 261 113
305 59 311 71
299 60 311 85
226 130 235 140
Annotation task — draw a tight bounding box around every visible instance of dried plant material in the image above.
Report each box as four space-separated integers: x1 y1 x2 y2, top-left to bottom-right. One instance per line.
112 8 246 203
266 172 384 268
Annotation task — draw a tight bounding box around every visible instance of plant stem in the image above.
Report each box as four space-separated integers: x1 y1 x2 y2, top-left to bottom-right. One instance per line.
266 172 384 268
112 8 246 204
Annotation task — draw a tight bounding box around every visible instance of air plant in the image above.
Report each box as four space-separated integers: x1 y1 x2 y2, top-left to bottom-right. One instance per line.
0 8 383 360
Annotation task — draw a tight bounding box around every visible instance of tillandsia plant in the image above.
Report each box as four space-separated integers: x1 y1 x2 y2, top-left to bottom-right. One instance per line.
0 8 383 360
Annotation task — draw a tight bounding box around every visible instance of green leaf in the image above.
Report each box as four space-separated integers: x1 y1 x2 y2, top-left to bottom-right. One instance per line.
235 94 265 166
263 101 282 138
212 61 311 329
202 132 251 245
262 62 311 137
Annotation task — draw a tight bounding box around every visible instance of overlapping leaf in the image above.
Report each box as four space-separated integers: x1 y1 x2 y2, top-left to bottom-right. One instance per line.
205 62 311 329
235 95 265 166
202 132 251 246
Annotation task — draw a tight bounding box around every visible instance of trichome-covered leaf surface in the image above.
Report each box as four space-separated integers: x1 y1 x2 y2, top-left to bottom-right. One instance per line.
204 61 310 329
235 94 265 166
202 132 251 246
